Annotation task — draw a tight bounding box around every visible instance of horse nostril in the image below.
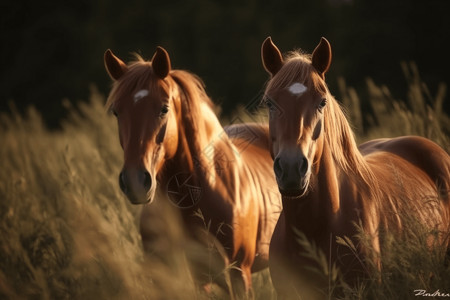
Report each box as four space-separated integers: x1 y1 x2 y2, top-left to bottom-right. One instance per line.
143 171 152 191
299 157 308 177
119 171 128 194
273 156 283 179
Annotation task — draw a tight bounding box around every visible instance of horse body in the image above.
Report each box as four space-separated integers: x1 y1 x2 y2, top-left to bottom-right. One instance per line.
261 37 450 299
104 47 280 295
362 136 450 240
155 119 280 273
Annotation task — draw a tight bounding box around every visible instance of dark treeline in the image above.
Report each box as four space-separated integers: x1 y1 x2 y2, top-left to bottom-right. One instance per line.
2 0 449 127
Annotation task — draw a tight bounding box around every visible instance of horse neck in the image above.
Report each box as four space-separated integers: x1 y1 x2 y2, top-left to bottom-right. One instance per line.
282 139 341 240
160 92 233 188
283 99 371 240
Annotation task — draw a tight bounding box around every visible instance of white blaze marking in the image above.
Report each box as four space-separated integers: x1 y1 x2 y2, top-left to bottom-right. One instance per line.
288 83 307 96
134 89 149 103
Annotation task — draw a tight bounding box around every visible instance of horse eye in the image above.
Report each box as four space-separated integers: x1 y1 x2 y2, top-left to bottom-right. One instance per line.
111 109 118 117
318 98 327 112
160 105 169 117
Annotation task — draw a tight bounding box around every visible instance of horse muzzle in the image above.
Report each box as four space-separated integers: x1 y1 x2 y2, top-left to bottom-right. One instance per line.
119 167 155 204
277 178 309 199
273 152 310 198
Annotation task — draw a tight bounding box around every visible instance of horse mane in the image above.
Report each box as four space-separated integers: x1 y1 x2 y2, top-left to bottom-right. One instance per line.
266 51 379 197
169 69 219 172
324 91 379 192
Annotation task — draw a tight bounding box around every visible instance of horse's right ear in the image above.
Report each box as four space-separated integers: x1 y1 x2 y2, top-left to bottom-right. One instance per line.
261 37 283 76
152 46 171 79
104 49 128 80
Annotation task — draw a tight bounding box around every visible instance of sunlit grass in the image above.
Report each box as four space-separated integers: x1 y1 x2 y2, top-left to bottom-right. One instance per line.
0 95 198 299
339 62 449 149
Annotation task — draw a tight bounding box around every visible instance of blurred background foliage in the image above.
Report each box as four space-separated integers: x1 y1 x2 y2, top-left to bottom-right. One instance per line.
2 0 450 128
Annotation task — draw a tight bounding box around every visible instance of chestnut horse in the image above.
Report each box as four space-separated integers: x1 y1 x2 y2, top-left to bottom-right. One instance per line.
261 37 450 299
104 46 281 296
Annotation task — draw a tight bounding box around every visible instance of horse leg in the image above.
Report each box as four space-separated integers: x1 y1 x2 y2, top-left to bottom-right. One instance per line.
229 264 253 300
228 246 254 299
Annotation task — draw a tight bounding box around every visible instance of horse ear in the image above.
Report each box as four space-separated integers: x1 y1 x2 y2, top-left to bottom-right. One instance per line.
311 37 332 79
104 49 128 80
261 37 284 76
152 46 171 79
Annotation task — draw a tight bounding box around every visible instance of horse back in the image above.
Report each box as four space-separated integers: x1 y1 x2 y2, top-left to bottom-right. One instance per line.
360 136 450 202
224 122 271 152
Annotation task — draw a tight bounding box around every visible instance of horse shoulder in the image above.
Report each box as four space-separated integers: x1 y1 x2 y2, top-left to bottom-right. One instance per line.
222 122 278 214
226 123 281 264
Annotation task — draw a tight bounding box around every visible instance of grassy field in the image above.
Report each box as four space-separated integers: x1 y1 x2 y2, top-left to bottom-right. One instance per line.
0 64 449 299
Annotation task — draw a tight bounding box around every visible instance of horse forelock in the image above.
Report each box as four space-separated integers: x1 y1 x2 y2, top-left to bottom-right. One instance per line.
265 51 327 96
105 55 160 110
105 55 214 118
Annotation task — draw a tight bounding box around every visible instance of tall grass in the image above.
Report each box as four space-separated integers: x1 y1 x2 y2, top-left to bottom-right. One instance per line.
0 64 449 299
339 62 449 150
0 90 199 299
0 87 275 300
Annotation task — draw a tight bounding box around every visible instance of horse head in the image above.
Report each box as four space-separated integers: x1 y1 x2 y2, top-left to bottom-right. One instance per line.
261 37 332 198
104 47 179 204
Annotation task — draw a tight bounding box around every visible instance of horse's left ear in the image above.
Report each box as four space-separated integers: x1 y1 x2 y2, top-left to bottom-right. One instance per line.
311 37 332 79
152 46 171 79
